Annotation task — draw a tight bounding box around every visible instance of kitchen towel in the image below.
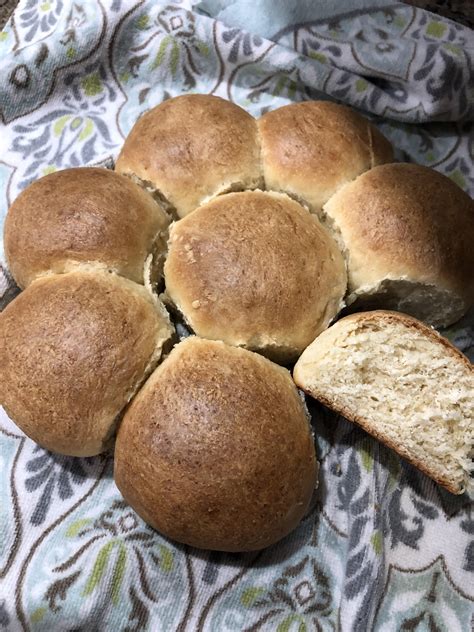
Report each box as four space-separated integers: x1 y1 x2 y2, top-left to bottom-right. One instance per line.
0 1 473 630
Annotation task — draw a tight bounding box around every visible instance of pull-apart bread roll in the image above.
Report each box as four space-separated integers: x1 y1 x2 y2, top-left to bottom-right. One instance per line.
164 190 347 363
0 271 173 456
294 311 474 495
323 163 474 327
4 167 170 289
114 337 317 551
258 100 393 212
115 94 262 218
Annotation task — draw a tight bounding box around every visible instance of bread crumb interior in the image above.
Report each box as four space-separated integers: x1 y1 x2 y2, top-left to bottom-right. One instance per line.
303 322 473 491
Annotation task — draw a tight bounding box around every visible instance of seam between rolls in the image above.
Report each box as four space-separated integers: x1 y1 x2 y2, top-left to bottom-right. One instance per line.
123 172 179 220
143 223 170 292
108 291 175 447
199 118 265 208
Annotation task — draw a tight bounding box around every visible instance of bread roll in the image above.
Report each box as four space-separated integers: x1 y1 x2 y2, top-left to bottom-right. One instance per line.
258 100 393 212
4 167 170 289
0 271 173 456
164 190 346 363
294 310 473 495
115 95 262 218
323 163 474 327
114 337 317 551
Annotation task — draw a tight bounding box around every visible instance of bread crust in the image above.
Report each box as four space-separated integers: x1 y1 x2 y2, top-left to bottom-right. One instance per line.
0 271 173 456
258 100 393 212
4 167 170 289
114 337 317 551
293 310 473 495
116 94 262 218
164 190 347 362
323 163 474 325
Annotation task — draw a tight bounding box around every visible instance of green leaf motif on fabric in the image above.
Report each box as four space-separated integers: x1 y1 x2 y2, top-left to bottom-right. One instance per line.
158 544 174 572
361 444 373 472
0 31 8 42
393 16 405 28
384 449 401 490
79 119 94 141
355 79 368 93
119 72 131 83
66 47 76 59
425 151 435 162
196 40 210 56
31 607 47 623
136 14 149 30
288 80 297 99
40 2 51 11
444 43 461 56
66 518 92 538
309 51 326 64
240 587 265 607
170 41 180 75
42 166 57 175
111 544 127 605
273 75 287 96
82 541 130 603
81 73 103 97
277 614 306 632
449 170 466 190
152 35 172 69
371 531 382 555
53 115 71 137
83 541 116 596
426 22 446 38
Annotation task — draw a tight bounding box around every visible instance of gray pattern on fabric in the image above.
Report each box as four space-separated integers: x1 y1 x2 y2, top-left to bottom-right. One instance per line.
0 1 473 630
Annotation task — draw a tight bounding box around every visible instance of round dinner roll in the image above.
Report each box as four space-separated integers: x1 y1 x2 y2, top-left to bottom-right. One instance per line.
114 337 317 551
163 190 347 363
258 100 393 212
322 163 474 327
0 271 173 456
115 94 262 218
4 167 170 289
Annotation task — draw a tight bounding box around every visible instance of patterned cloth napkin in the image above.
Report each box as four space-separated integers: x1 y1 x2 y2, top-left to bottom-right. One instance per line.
0 1 473 630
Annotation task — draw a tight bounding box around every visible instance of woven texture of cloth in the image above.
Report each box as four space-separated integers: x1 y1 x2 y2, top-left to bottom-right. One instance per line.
0 1 473 630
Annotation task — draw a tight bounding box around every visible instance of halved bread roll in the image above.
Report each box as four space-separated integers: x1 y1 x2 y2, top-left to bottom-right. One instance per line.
4 167 170 289
293 311 473 494
114 337 317 551
0 271 173 456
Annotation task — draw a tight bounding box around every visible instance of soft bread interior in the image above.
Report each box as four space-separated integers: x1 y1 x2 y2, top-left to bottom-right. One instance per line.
294 316 473 494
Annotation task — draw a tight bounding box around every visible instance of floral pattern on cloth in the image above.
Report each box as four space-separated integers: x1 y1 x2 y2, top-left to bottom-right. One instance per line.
0 1 473 631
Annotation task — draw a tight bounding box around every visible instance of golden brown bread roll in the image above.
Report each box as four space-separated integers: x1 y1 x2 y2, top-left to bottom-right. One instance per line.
164 190 347 363
0 271 173 456
293 310 474 495
258 100 393 212
114 337 317 551
115 95 262 218
322 163 474 327
4 167 170 289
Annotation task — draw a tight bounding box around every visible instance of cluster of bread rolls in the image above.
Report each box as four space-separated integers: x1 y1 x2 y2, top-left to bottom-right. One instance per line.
1 95 473 552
